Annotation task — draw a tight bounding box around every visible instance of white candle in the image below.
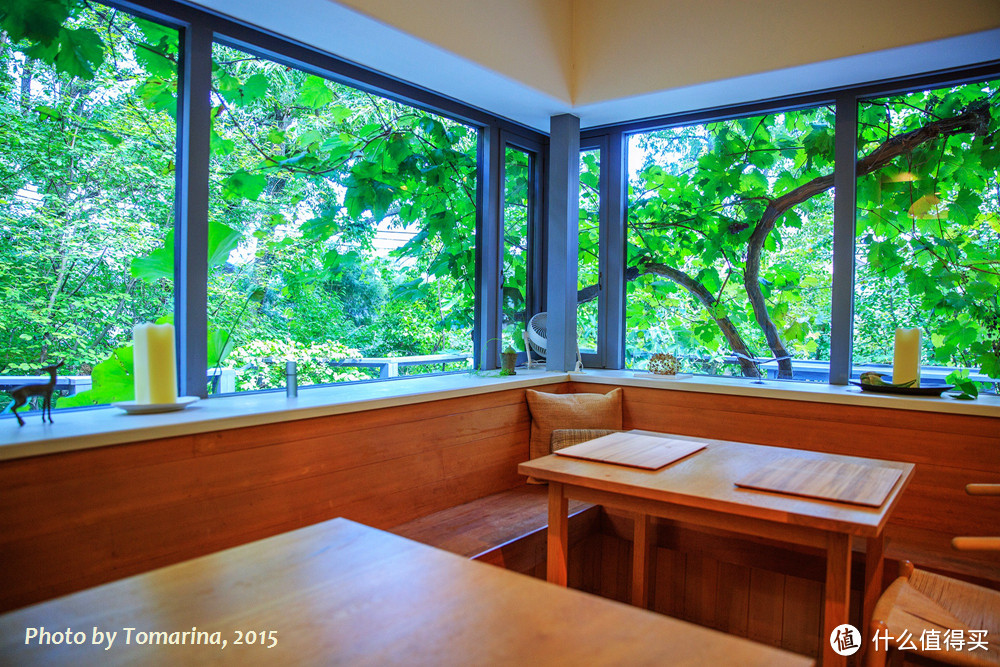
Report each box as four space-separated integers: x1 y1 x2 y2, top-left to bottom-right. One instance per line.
892 328 921 387
133 323 178 404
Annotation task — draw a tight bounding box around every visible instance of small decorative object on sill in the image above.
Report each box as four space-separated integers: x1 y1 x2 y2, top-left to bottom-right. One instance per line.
115 322 198 414
892 327 921 388
500 348 517 376
859 371 915 388
286 360 299 398
851 372 951 396
8 360 64 427
647 352 680 376
133 322 178 404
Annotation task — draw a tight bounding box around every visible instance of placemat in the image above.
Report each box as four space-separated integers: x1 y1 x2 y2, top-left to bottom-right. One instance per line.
554 431 705 470
735 457 903 507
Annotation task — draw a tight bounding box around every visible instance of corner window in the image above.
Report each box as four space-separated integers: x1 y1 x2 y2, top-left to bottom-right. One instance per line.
853 79 1000 385
625 107 835 381
0 5 178 410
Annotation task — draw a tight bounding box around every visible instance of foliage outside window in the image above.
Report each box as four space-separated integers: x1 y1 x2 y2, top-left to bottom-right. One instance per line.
853 79 1000 384
0 5 177 411
502 146 530 351
1 1 480 414
201 43 478 393
626 108 835 380
578 148 600 354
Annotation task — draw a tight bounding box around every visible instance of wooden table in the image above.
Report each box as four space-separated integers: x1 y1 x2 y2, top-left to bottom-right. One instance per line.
0 517 812 666
519 431 915 667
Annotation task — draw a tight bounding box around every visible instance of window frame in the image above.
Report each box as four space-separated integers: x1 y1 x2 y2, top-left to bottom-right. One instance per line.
581 60 1000 382
85 0 547 394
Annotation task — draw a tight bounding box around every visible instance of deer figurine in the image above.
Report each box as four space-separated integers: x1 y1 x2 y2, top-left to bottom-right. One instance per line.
9 361 64 427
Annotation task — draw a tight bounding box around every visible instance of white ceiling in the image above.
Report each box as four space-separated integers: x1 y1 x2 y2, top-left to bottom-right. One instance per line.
189 0 1000 131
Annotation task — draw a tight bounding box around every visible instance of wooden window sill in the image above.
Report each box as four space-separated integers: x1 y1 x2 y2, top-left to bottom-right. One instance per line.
1 368 997 462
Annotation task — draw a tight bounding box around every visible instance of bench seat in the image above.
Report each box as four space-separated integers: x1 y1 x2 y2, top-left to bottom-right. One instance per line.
390 485 598 565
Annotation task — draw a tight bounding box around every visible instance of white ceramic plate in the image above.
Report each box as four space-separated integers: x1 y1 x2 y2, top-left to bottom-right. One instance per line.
112 396 200 414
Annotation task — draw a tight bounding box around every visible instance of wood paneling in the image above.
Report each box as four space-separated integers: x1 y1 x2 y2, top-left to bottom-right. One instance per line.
3 376 998 632
571 382 1000 582
0 388 536 612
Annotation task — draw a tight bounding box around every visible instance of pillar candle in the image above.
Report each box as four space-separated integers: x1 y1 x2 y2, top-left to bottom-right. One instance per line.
892 328 921 388
133 323 178 404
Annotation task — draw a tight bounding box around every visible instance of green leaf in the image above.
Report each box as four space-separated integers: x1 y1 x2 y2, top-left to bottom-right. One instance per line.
53 26 105 79
34 105 61 121
296 75 334 109
242 73 269 103
131 221 241 281
0 0 68 44
222 170 268 201
130 232 174 281
134 41 176 79
206 221 241 268
57 346 134 407
207 326 235 368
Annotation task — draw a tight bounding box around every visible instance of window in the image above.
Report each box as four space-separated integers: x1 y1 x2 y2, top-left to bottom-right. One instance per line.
502 145 531 351
202 42 478 393
625 107 835 381
853 78 1000 383
2 0 530 420
578 148 601 354
0 5 178 410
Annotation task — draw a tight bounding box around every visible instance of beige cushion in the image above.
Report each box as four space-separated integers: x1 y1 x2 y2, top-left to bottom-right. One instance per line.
524 389 623 483
550 428 622 452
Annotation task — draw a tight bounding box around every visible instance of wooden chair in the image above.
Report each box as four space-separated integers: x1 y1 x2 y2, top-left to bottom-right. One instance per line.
866 484 1000 667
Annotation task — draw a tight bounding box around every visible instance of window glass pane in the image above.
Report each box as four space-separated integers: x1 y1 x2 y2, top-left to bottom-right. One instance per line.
1 7 177 412
626 107 835 381
854 80 1000 389
206 44 477 393
578 148 600 354
502 146 530 352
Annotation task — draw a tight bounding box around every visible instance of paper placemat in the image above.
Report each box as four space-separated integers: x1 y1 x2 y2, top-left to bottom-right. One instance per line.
735 457 903 507
554 431 705 470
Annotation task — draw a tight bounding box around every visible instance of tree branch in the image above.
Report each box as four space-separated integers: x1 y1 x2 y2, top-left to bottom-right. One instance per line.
743 102 991 377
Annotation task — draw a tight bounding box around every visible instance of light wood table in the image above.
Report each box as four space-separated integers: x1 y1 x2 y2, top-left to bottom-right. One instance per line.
519 431 915 667
0 517 813 666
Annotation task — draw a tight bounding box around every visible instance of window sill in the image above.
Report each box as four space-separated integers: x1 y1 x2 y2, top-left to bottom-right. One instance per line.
1 368 997 462
0 370 567 462
574 369 1000 417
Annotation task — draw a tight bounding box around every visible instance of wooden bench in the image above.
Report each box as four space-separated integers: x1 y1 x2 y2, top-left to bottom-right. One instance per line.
390 485 601 582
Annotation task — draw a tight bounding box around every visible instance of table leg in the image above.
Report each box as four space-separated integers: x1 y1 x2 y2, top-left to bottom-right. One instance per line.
631 513 654 608
547 482 569 586
823 532 852 667
863 534 885 651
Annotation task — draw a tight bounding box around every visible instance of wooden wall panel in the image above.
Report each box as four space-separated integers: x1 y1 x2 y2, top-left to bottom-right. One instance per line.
570 382 1000 582
716 561 751 636
781 575 822 655
0 387 540 612
4 376 998 625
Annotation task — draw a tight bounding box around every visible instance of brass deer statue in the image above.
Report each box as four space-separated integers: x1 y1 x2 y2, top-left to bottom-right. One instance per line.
9 361 64 427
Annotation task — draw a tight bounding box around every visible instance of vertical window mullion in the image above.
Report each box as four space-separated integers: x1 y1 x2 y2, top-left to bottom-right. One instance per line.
545 114 581 371
605 129 626 369
829 94 859 385
175 21 213 398
475 123 503 370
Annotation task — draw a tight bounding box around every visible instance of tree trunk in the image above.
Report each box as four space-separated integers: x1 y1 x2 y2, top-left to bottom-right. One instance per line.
741 102 991 378
641 263 762 377
20 57 34 112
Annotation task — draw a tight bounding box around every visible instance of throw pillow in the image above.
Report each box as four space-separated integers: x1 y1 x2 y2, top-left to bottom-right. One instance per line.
524 388 623 465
